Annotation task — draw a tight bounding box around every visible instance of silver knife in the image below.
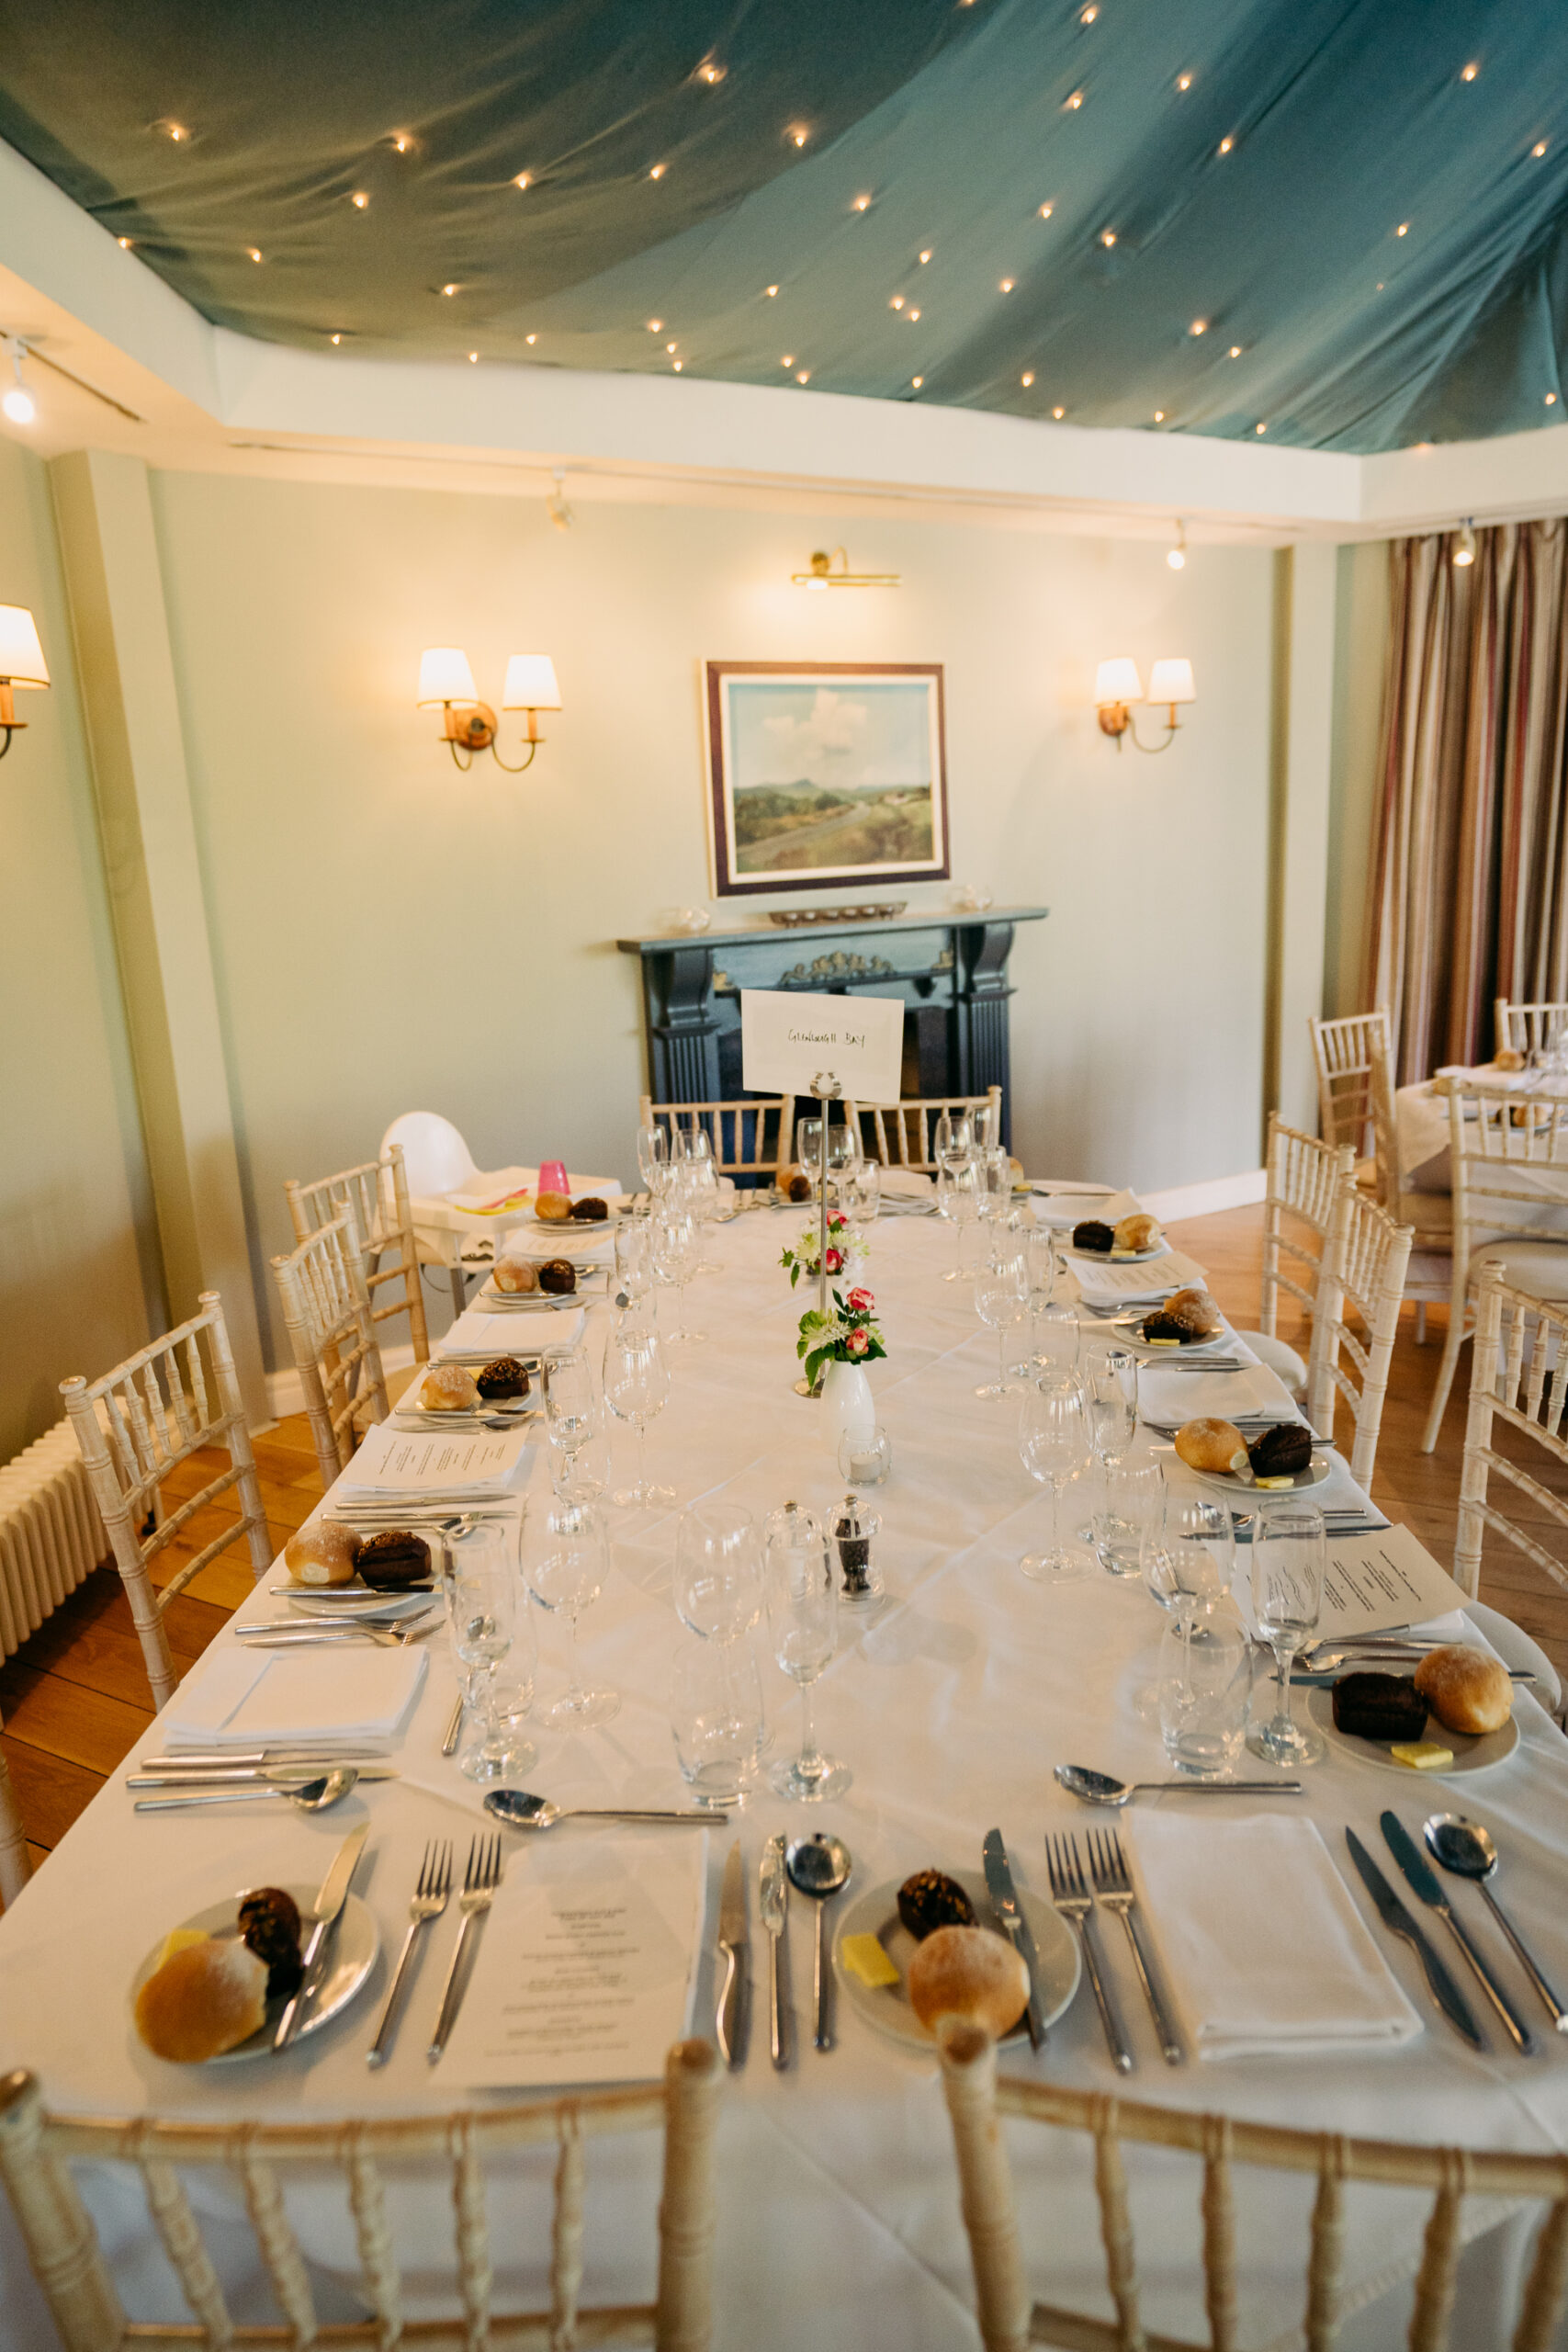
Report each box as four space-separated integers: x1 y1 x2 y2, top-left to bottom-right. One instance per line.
716 1841 748 2070
275 1820 370 2052
1344 1828 1483 2050
127 1766 400 1789
140 1747 392 1771
1380 1812 1534 2053
983 1827 1045 2050
760 1836 789 2070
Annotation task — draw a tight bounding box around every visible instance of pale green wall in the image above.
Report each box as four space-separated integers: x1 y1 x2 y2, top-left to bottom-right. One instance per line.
143 475 1279 1365
1325 539 1390 1018
0 438 157 1454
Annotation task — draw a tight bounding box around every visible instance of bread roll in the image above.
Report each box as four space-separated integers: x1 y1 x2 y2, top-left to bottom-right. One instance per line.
135 1938 269 2063
1174 1418 1249 1475
781 1165 813 1204
536 1191 572 1221
419 1362 479 1411
1161 1286 1224 1339
1113 1212 1161 1252
907 1925 1029 2040
1495 1046 1528 1072
284 1522 360 1587
1414 1645 1513 1736
493 1256 538 1294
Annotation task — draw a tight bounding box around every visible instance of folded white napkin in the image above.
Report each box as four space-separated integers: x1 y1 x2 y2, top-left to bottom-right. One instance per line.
442 1307 587 1357
1138 1362 1294 1425
879 1167 934 1198
1132 1816 1420 2057
164 1646 427 1748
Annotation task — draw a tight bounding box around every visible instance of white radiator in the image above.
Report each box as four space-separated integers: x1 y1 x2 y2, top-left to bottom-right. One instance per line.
0 1421 106 1660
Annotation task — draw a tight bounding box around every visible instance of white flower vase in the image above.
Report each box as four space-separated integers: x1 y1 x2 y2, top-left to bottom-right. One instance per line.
821 1359 875 1455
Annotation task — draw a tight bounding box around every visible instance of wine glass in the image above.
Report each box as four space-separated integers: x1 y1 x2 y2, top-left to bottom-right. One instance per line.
525 1498 618 1726
976 1144 1013 1227
764 1503 850 1800
673 1502 763 1645
1085 1347 1138 1469
1143 1493 1235 1624
1032 1299 1081 1380
651 1206 703 1343
1018 1378 1091 1580
843 1159 882 1237
973 1245 1027 1398
549 1419 611 1503
939 1153 979 1281
637 1122 670 1197
603 1313 674 1507
444 1523 532 1781
614 1216 654 1307
681 1153 724 1272
544 1351 594 1453
1247 1504 1326 1766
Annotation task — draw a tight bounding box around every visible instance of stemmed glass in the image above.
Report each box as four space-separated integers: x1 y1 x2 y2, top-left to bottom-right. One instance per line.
604 1314 674 1508
445 1523 534 1781
976 1144 1013 1228
637 1122 671 1200
651 1206 703 1343
1018 1379 1091 1580
1085 1348 1138 1469
1143 1493 1235 1624
973 1245 1028 1398
614 1216 654 1309
674 1126 722 1271
544 1351 598 1498
939 1151 979 1281
1247 1504 1326 1766
525 1499 618 1726
842 1159 882 1238
673 1502 764 1646
764 1504 851 1800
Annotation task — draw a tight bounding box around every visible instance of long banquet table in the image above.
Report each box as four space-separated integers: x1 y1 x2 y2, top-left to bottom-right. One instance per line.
4 1202 1568 2349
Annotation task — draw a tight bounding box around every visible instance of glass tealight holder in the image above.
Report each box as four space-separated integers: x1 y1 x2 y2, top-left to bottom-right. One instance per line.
838 1421 892 1487
832 1492 883 1605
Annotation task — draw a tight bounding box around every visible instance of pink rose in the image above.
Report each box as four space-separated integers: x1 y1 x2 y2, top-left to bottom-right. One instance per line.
825 1248 844 1273
846 1328 870 1357
846 1286 874 1313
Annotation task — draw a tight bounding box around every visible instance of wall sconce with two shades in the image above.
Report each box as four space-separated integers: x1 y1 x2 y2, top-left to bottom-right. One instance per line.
416 648 561 772
0 604 49 759
1094 656 1196 752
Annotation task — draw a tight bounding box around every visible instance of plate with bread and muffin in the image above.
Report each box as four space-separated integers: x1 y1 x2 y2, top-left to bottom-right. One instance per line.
479 1255 600 1310
1170 1417 1330 1495
1065 1210 1170 1263
528 1189 621 1229
1312 1645 1520 1777
276 1522 437 1618
1111 1287 1233 1353
392 1357 538 1430
833 1865 1078 2053
131 1883 378 2064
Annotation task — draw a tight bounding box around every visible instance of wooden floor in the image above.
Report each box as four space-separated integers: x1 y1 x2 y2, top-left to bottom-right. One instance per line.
5 1202 1567 1907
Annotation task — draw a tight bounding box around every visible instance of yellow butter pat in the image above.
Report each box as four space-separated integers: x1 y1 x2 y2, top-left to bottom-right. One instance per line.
154 1928 210 1971
1256 1476 1296 1490
1391 1742 1453 1771
1146 1336 1179 1348
840 1933 900 1989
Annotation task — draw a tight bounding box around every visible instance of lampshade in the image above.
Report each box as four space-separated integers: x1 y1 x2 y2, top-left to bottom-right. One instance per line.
0 605 49 687
1147 658 1196 706
1094 657 1143 707
416 647 478 707
501 653 562 710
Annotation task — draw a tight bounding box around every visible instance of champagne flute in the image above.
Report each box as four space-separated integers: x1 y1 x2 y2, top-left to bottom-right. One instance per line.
614 1216 654 1307
940 1154 979 1282
1018 1378 1091 1580
444 1523 531 1781
1247 1504 1326 1766
525 1499 618 1726
973 1245 1027 1398
1085 1347 1138 1469
604 1314 674 1507
637 1122 669 1197
651 1206 703 1343
764 1504 850 1800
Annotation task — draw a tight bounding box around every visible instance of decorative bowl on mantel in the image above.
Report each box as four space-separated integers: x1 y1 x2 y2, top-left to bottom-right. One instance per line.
766 902 908 929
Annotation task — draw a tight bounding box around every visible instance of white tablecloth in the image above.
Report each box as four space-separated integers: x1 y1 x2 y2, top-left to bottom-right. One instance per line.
3 1211 1567 2348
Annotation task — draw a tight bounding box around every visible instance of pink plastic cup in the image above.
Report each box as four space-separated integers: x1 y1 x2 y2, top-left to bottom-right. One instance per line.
537 1159 569 1196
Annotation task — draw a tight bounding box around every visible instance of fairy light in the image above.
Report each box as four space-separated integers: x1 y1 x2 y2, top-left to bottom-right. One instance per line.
330 333 343 345
391 133 412 153
1549 392 1560 406
351 191 368 209
890 295 905 310
1154 409 1166 423
911 375 923 389
442 282 459 297
525 333 537 345
695 58 726 84
796 369 809 383
1064 88 1085 110
1100 228 1117 246
1217 134 1234 154
247 247 262 263
514 172 531 190
1190 318 1207 336
852 193 872 211
1176 71 1193 90
1534 141 1549 157
907 307 920 321
765 285 779 297
788 125 808 147
649 320 663 333
999 277 1014 292
666 340 677 352
1255 420 1268 434
159 119 188 141
1052 404 1065 419
1038 202 1054 219
1396 220 1409 236
468 351 479 363
919 249 931 263
1021 370 1034 386
1229 344 1243 356
649 163 666 178
782 354 795 367
118 236 133 249
1079 5 1098 20
1461 61 1478 81
673 358 683 370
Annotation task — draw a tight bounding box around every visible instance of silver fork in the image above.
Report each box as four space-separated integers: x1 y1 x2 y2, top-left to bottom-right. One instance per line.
427 1834 504 2064
367 1840 453 2069
1046 1832 1133 2073
1087 1827 1183 2066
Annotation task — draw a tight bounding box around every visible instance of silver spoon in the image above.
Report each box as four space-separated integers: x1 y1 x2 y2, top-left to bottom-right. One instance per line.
133 1769 359 1815
1055 1764 1303 1807
785 1832 852 2052
1424 1814 1568 2031
484 1789 724 1830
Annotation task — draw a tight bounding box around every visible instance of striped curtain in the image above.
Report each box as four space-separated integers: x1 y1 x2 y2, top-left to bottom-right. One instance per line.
1368 520 1568 1081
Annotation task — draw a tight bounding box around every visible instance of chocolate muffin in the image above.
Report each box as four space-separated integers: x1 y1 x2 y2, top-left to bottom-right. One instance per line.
476 1356 531 1400
356 1529 432 1589
569 1196 609 1222
1247 1422 1314 1479
1331 1672 1429 1743
1072 1219 1115 1253
238 1886 304 1999
897 1869 977 1940
1139 1310 1190 1343
537 1258 577 1295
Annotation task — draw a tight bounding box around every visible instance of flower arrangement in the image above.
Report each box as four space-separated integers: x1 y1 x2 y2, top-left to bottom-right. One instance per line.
780 1210 868 1289
796 1283 887 1387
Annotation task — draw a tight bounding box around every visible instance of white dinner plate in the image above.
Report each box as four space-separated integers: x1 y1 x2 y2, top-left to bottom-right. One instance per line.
131 1884 379 2063
1109 1313 1232 1355
288 1585 436 1619
1306 1685 1521 1777
529 1204 622 1228
478 1276 595 1311
832 1868 1079 2054
1068 1240 1169 1265
1187 1453 1331 1498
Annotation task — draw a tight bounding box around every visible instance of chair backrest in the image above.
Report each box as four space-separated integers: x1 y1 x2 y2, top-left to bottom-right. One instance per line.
1455 1259 1568 1602
0 1713 28 1906
1447 1080 1568 1276
937 2020 1568 2352
1308 1176 1414 1485
1258 1115 1352 1340
286 1143 430 1366
638 1094 795 1180
270 1211 390 1487
1309 1007 1392 1154
0 2039 723 2352
846 1086 1003 1172
379 1109 479 1199
59 1294 270 1711
1495 997 1568 1061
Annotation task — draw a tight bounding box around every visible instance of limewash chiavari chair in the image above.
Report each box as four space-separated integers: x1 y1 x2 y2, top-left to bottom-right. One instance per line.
1457 1260 1568 1606
846 1085 1003 1172
1309 1008 1392 1165
60 1295 270 1712
1495 997 1568 1061
1236 1117 1350 1401
271 1210 390 1488
1365 1032 1452 1345
1307 1179 1414 1487
0 1717 28 1905
0 2038 723 2352
1421 1080 1568 1453
286 1142 429 1374
937 2020 1568 2352
638 1093 795 1183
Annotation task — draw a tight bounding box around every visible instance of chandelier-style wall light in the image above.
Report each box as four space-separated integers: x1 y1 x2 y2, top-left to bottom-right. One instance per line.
416 649 561 772
1094 656 1196 752
791 547 900 589
0 605 49 757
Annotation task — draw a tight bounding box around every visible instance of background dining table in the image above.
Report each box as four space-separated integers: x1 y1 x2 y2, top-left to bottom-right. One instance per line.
2 1202 1566 2348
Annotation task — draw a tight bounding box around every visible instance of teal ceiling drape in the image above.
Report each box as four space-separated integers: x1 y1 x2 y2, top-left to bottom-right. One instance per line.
3 0 1568 453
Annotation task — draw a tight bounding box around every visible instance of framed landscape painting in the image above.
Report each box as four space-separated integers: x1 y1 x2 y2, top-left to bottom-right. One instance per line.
703 660 950 898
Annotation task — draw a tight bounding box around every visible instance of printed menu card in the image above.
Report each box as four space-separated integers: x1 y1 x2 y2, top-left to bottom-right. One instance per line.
438 1834 706 2087
335 1421 528 1495
1235 1523 1469 1640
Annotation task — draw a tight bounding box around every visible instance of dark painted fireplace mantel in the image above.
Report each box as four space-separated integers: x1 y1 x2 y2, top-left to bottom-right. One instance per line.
616 906 1047 1148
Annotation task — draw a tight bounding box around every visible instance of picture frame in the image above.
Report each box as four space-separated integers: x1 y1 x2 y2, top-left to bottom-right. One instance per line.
702 660 950 899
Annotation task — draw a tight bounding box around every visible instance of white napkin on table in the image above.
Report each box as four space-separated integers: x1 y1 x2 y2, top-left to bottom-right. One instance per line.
1132 1816 1420 2057
441 1306 586 1357
163 1647 428 1748
1137 1362 1295 1426
879 1167 934 1198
